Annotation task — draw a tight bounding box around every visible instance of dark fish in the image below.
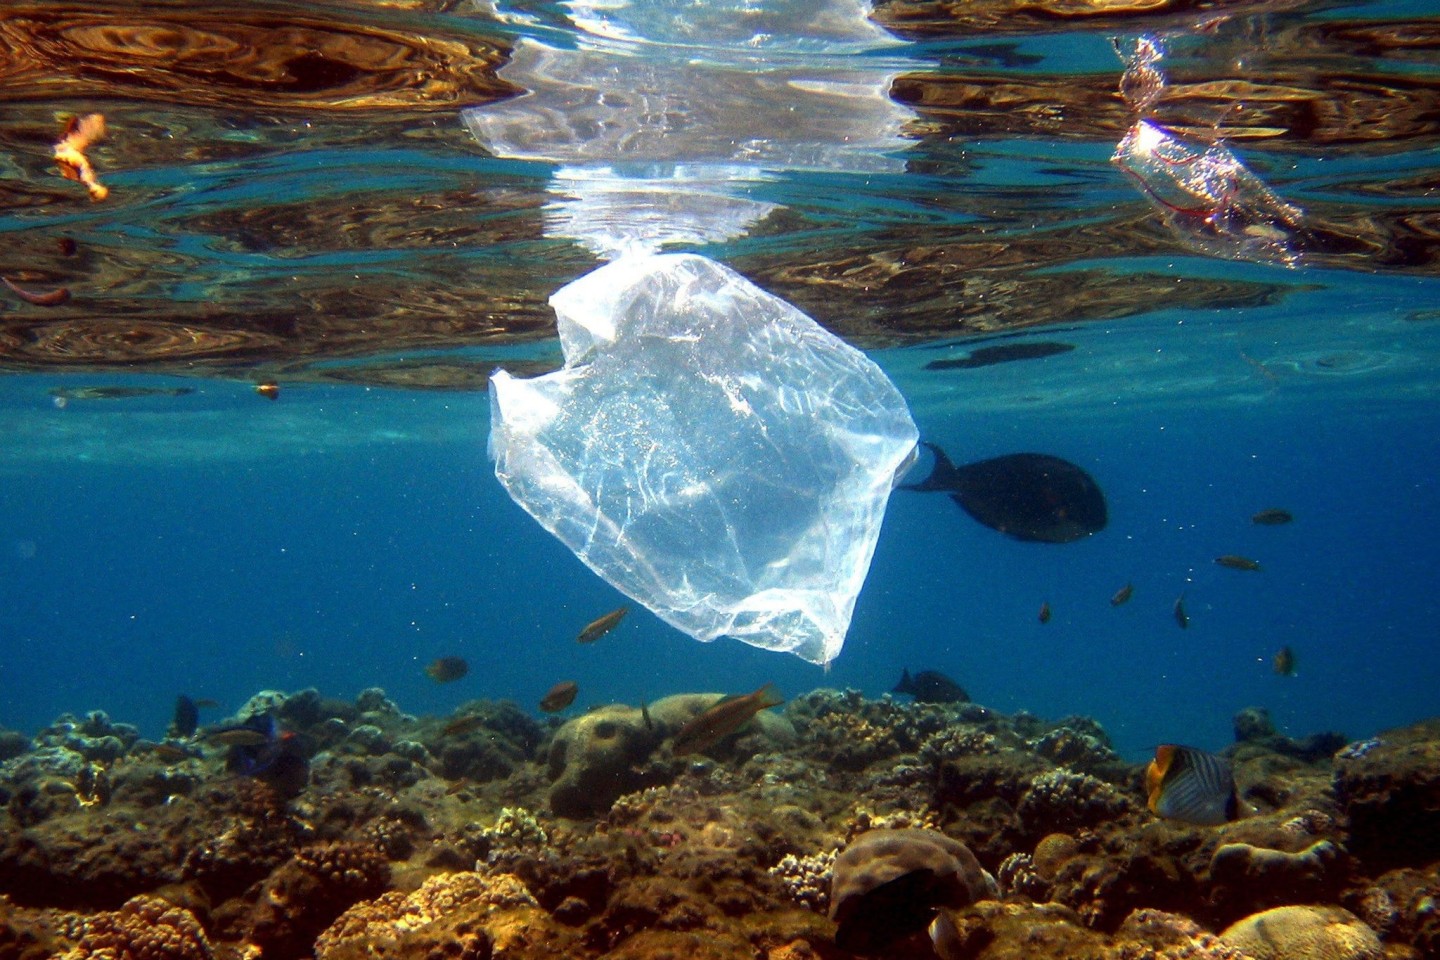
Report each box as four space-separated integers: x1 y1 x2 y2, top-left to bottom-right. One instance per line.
539 681 579 712
442 714 486 737
578 606 628 644
1273 645 1297 677
1038 601 1052 624
150 743 192 763
1251 508 1293 525
1215 555 1262 571
171 695 200 738
425 656 469 683
58 236 78 257
1145 744 1240 825
1111 582 1134 606
925 341 1075 370
891 669 969 704
1173 593 1189 629
3 276 71 306
901 443 1107 544
50 386 195 402
672 684 784 756
220 713 309 796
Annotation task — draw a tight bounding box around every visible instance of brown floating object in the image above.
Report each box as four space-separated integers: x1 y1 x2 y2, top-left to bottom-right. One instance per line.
539 680 579 713
578 605 628 643
53 113 109 201
2 276 70 306
253 382 280 401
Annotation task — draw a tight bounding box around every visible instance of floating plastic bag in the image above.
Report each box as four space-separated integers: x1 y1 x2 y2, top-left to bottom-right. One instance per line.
488 253 918 665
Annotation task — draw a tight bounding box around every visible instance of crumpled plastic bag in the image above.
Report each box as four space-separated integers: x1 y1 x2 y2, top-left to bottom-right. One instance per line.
488 253 918 665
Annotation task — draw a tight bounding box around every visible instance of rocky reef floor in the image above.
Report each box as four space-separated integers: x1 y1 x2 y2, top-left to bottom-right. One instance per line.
1 686 1437 960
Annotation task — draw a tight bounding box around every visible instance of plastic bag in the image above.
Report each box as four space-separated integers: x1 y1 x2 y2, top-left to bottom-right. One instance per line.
488 253 918 665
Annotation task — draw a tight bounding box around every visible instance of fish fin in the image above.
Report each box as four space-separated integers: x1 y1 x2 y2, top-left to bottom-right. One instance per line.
755 683 785 708
898 441 960 492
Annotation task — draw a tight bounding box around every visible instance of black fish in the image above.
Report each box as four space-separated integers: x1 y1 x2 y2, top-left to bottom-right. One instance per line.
170 695 199 739
892 669 969 704
901 442 1107 543
925 341 1075 370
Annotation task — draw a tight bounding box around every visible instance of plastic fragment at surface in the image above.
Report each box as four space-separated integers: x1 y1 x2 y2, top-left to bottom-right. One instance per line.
488 253 918 665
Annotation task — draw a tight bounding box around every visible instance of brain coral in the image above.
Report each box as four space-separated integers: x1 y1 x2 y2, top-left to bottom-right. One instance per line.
829 828 993 953
57 894 212 960
1219 905 1384 960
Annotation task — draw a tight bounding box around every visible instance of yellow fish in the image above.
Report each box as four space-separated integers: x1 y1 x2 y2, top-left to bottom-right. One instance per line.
672 684 783 756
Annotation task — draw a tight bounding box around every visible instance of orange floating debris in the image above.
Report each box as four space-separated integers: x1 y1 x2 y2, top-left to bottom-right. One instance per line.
53 113 109 201
2 276 70 306
253 382 280 401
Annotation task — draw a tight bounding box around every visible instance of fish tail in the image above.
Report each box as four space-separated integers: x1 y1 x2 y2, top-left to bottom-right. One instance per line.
756 683 785 708
899 441 959 492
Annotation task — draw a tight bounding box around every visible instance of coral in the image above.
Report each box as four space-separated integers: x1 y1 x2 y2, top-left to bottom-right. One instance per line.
1032 832 1082 881
1334 721 1440 870
829 828 993 952
1235 706 1278 743
997 852 1049 900
1219 905 1383 960
545 704 664 818
477 806 551 866
1115 908 1252 960
1208 840 1345 918
56 894 212 960
314 871 550 960
243 841 391 958
768 850 836 911
1016 768 1136 836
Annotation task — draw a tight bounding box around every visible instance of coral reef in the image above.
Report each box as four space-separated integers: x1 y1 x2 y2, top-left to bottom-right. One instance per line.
0 686 1436 959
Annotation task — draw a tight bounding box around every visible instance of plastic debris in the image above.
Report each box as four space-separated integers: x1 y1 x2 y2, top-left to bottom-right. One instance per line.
488 253 918 665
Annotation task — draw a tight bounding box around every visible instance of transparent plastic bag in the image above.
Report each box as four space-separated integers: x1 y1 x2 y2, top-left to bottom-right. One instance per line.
488 253 918 664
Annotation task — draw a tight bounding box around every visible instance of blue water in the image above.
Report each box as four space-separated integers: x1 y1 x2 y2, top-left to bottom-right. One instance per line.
3 278 1436 760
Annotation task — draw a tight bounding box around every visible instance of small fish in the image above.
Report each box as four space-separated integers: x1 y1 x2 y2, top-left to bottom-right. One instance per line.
3 276 71 306
1110 582 1134 606
929 911 966 960
891 669 969 704
150 743 192 763
1251 508 1293 525
1038 601 1052 624
203 726 273 748
53 113 109 201
50 386 194 402
445 778 469 795
254 382 280 401
672 684 784 756
1145 744 1240 825
578 605 628 644
425 656 469 683
539 681 579 713
1273 645 1297 677
441 714 485 737
193 698 220 709
1173 593 1189 629
171 695 200 739
1215 555 1262 571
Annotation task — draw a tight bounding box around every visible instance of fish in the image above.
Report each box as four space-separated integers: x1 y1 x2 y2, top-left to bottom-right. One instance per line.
49 386 194 402
900 442 1107 544
1173 593 1189 629
925 341 1075 370
150 743 193 763
1215 555 1262 571
3 277 71 306
203 724 273 748
539 680 579 712
441 714 486 737
1273 645 1297 677
254 382 280 401
578 605 628 644
171 695 200 739
1145 743 1240 825
425 656 469 683
53 113 109 201
672 684 783 756
1038 601 1052 624
891 669 969 704
1251 508 1293 525
1110 582 1134 606
219 713 309 796
929 911 966 960
193 698 220 709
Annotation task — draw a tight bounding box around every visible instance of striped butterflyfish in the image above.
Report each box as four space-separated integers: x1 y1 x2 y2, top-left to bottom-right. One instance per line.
1145 744 1240 825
